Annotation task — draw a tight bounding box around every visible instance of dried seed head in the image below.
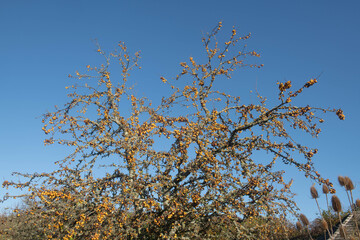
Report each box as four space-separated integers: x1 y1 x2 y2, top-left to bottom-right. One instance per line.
331 195 342 213
322 184 329 194
344 176 354 191
296 221 302 230
300 214 310 226
356 199 360 208
310 185 319 199
338 176 345 187
321 219 328 230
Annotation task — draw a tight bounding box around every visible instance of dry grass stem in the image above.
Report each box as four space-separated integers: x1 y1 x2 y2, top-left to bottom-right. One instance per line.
339 225 347 239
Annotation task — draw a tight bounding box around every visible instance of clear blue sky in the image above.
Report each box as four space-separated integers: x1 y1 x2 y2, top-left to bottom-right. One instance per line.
1 0 359 222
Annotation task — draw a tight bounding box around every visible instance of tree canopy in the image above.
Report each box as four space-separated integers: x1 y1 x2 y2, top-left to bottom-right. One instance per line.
2 23 344 239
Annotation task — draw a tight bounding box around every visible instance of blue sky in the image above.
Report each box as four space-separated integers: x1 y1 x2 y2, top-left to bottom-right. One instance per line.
1 1 359 222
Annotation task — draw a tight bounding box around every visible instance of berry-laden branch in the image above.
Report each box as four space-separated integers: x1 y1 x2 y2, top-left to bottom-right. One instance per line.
2 23 344 239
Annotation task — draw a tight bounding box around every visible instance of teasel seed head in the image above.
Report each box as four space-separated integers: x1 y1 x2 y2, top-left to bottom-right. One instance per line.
310 185 319 199
322 184 329 194
296 221 302 230
356 199 360 208
344 176 354 191
321 219 328 230
331 195 342 213
300 214 310 226
338 176 345 187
